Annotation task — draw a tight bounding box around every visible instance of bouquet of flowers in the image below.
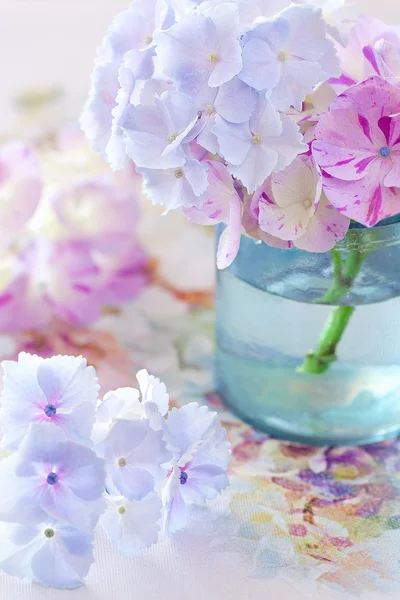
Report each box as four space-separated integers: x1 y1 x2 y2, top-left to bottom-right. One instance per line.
82 0 400 374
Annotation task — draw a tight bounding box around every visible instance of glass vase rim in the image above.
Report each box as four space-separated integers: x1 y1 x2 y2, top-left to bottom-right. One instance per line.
339 214 400 251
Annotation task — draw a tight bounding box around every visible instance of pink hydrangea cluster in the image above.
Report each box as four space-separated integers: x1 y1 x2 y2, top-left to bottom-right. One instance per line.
82 0 400 267
0 131 149 332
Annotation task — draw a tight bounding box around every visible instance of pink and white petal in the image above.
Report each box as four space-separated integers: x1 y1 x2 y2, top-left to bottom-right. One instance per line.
295 194 350 253
322 160 399 226
313 109 377 181
271 156 320 209
332 76 400 131
217 191 243 269
259 200 311 241
384 147 400 188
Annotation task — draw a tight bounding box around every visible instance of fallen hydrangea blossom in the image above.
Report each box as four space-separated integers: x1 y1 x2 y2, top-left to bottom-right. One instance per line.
0 355 231 589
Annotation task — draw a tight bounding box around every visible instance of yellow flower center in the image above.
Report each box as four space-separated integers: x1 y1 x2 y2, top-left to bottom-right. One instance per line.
174 169 183 179
252 135 262 145
303 198 314 209
206 104 215 114
168 133 178 142
209 53 219 63
118 506 126 515
277 51 289 62
118 457 127 468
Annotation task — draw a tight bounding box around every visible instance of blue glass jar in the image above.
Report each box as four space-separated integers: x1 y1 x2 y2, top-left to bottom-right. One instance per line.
216 219 400 446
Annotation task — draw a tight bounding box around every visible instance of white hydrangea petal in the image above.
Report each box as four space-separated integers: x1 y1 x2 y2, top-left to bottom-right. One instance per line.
136 369 169 416
101 494 161 552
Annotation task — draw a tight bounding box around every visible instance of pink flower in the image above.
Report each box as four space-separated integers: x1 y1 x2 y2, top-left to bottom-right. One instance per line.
0 142 42 249
0 240 102 332
335 15 394 82
313 76 400 227
184 161 243 268
51 176 141 255
248 155 349 252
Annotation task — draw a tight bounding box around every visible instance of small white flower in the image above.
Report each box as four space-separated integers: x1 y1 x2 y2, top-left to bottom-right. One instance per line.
100 493 162 552
100 419 171 501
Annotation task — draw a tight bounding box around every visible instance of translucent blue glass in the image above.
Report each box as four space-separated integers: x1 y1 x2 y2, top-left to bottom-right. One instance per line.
216 219 400 446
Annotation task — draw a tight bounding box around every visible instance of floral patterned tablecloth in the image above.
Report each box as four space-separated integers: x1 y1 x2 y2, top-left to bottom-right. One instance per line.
0 265 399 600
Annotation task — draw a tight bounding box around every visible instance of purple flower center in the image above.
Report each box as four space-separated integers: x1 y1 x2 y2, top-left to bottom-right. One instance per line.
380 146 391 157
44 404 57 417
179 471 188 485
46 472 59 485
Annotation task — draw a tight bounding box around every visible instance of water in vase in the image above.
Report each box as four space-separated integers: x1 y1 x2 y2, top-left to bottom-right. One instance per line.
217 268 400 446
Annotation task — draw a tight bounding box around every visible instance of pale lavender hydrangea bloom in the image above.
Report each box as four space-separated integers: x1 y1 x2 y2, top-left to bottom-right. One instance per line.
239 4 340 110
0 521 94 589
213 96 307 193
155 4 243 88
162 403 230 535
99 419 171 501
1 353 99 451
0 424 105 532
100 493 162 553
81 0 172 159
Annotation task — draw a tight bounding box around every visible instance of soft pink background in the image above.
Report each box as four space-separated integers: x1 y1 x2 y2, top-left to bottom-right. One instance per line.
0 0 399 134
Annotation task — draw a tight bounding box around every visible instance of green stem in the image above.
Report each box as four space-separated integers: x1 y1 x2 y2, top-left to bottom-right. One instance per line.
298 247 368 375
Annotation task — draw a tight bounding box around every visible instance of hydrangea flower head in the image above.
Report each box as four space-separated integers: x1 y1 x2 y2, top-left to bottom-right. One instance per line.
82 0 398 264
313 76 400 226
1 353 99 450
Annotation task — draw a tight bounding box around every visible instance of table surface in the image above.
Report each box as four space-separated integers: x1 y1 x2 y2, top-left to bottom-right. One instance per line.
0 2 400 598
0 275 399 600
